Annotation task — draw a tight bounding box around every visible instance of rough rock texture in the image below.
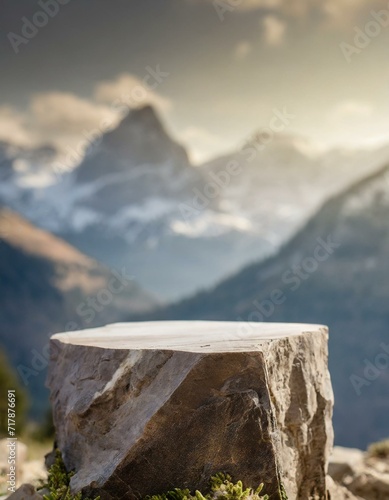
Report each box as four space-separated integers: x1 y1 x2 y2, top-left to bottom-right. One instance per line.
329 447 365 483
47 321 334 500
329 446 389 500
326 476 362 500
6 484 43 500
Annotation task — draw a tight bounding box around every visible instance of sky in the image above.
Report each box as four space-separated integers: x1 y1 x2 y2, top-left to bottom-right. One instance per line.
1 0 389 163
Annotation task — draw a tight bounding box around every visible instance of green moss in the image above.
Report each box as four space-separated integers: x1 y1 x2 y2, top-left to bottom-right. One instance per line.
145 473 274 500
367 438 389 459
41 449 99 500
280 483 288 500
42 452 287 500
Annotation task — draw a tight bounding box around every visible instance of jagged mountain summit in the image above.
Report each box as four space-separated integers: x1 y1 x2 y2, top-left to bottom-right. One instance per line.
143 163 389 448
0 105 388 300
0 208 156 417
205 133 389 245
75 105 190 183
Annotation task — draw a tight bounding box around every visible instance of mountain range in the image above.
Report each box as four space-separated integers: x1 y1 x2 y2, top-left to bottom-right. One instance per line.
0 106 388 300
141 162 389 449
1 105 389 446
0 208 155 417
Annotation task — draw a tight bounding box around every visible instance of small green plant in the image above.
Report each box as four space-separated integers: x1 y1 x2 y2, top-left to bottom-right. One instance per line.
280 483 288 500
145 473 271 500
367 438 389 459
41 449 99 500
42 453 286 500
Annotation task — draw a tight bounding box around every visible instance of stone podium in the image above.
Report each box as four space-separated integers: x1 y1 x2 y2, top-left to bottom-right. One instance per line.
47 321 334 499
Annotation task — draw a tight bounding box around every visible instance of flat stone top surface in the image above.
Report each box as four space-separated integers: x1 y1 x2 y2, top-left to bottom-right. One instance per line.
51 321 327 353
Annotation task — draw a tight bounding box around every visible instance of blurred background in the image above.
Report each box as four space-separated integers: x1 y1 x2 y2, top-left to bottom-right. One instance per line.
0 0 389 471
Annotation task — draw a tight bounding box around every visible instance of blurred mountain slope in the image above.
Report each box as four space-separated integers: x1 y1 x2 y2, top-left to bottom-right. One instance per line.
140 162 389 448
0 106 388 300
0 208 156 417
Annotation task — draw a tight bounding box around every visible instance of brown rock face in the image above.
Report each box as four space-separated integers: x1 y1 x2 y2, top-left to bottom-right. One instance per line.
47 321 334 500
7 484 43 500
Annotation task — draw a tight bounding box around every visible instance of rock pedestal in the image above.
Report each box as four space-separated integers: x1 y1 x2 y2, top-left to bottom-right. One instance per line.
47 321 334 500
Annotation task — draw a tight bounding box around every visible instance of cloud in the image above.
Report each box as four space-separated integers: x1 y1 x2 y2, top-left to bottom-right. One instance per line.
262 15 286 45
0 93 118 152
0 106 33 147
178 126 227 164
0 72 171 156
201 0 389 27
30 92 118 142
228 0 282 12
324 100 387 148
321 0 373 26
94 73 171 111
329 100 374 122
233 41 252 59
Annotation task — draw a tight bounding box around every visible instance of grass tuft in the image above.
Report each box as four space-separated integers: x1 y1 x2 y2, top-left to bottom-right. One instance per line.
41 451 287 500
367 438 389 459
145 472 276 500
40 449 99 500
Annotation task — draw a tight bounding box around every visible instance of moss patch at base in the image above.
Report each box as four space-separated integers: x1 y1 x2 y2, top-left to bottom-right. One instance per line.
145 473 274 500
42 450 287 500
40 449 99 500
